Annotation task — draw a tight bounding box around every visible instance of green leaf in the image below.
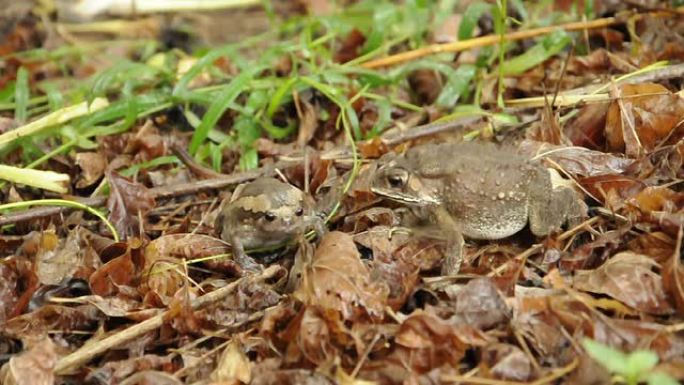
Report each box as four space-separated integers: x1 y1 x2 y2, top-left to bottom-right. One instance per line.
189 68 257 154
0 81 16 103
436 64 476 107
624 350 659 381
267 77 298 118
582 339 630 375
14 67 29 124
89 61 160 100
345 104 361 140
501 29 571 75
210 143 222 172
239 147 258 170
647 372 680 385
235 116 261 146
78 93 167 128
458 2 492 40
41 82 64 111
363 3 398 53
262 118 295 139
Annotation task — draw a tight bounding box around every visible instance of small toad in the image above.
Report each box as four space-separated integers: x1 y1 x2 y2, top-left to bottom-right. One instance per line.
215 177 323 272
370 141 587 275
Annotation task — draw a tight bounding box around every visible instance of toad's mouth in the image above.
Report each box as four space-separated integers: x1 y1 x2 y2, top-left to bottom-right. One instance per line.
370 187 441 206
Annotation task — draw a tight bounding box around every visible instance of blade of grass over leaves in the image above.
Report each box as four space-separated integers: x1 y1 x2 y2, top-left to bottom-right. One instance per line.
189 67 260 154
89 61 164 100
458 1 493 40
501 29 571 75
14 67 29 124
0 165 70 193
267 77 298 118
0 199 119 242
0 97 109 148
172 46 235 98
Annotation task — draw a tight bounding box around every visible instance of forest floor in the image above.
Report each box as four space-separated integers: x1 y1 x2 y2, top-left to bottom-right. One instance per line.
1 1 683 384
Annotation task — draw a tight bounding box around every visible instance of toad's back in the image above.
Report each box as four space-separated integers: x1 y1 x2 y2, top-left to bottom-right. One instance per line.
407 142 539 240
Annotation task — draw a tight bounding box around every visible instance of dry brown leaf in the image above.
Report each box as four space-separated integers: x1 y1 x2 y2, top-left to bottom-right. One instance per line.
294 231 389 321
392 311 488 373
662 231 684 317
140 234 234 304
89 247 137 297
520 139 633 177
334 28 366 64
606 83 684 155
579 174 646 205
573 251 674 315
448 277 510 330
2 305 100 340
297 99 318 146
0 338 57 385
630 186 684 214
85 357 177 385
106 170 156 239
480 343 534 382
75 152 107 189
211 338 252 384
34 229 81 286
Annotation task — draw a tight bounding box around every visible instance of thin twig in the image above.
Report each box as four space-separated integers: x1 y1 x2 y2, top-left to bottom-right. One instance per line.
360 8 684 69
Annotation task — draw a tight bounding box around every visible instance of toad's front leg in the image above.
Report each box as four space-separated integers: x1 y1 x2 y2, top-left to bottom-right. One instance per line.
431 207 465 276
230 236 264 275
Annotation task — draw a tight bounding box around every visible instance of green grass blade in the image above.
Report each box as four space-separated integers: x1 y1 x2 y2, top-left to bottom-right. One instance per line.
458 2 493 40
501 29 571 75
189 68 260 154
172 46 235 98
14 67 29 124
0 199 119 241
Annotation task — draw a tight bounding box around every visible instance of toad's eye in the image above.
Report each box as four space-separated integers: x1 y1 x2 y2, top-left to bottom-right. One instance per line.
387 172 406 188
264 212 277 222
295 208 304 216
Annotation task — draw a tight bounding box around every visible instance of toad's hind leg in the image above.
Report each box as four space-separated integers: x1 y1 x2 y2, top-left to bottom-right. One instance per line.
528 168 586 237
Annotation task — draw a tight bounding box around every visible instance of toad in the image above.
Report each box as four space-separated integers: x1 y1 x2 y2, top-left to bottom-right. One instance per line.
370 141 587 275
215 177 323 273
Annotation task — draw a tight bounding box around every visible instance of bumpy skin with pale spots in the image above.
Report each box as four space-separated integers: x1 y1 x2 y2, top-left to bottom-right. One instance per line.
370 142 587 275
215 177 323 273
